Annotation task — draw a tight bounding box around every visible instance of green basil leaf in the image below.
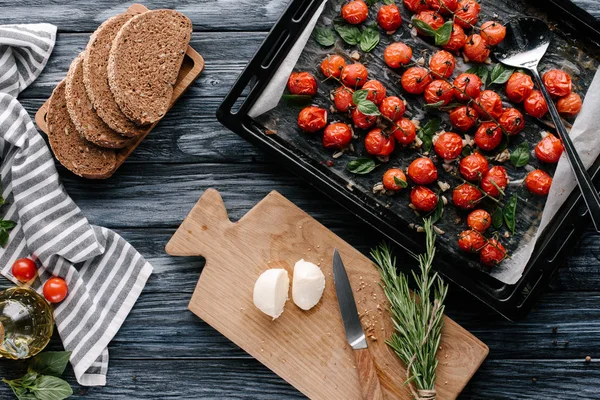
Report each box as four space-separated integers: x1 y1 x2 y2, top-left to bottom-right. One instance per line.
357 100 380 116
0 229 9 248
313 27 335 47
430 197 444 224
411 18 436 37
31 376 72 400
503 194 518 235
360 26 380 53
461 145 473 157
352 89 369 105
496 133 509 152
424 100 445 109
334 20 362 45
347 158 377 175
29 352 72 377
383 0 395 4
510 141 530 168
364 0 378 6
0 220 17 230
393 176 408 188
491 206 504 229
434 21 454 46
466 65 489 86
489 63 514 85
281 94 313 109
0 196 5 206
417 118 441 153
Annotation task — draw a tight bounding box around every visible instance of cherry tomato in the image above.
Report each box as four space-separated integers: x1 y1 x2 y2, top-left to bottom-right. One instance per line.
525 169 552 196
474 90 504 120
377 4 402 32
474 122 502 151
458 229 487 252
498 108 525 136
454 0 481 28
365 129 395 157
411 186 438 212
392 118 417 145
297 106 327 133
320 55 346 79
11 258 37 282
43 277 68 303
505 72 534 103
413 11 445 35
535 133 563 163
383 168 408 191
287 72 317 96
341 63 369 88
342 0 369 25
403 0 429 13
557 92 582 117
542 69 572 97
453 183 483 210
380 96 405 121
460 152 489 181
426 0 458 15
463 34 490 63
480 239 506 267
443 23 467 52
401 67 433 95
434 132 463 160
450 105 479 131
408 157 438 185
480 21 506 46
467 209 492 232
384 42 413 68
323 123 353 149
481 166 508 197
424 79 455 106
453 73 482 101
333 86 354 112
523 90 548 118
352 107 377 129
362 80 387 105
429 50 455 78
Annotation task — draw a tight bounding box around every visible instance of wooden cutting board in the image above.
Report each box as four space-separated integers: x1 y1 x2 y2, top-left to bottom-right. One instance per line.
166 189 488 399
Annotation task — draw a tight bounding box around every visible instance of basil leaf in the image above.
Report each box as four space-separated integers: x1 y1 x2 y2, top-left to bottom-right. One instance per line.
31 375 72 400
334 19 362 45
357 100 380 116
417 118 441 153
412 18 436 36
281 94 313 109
496 133 510 152
29 352 71 377
462 145 473 157
510 141 530 168
424 100 445 109
489 63 514 85
393 176 408 188
352 89 369 105
430 197 444 224
314 27 335 47
364 0 378 6
0 229 9 248
347 158 377 174
466 65 489 86
360 26 380 53
383 0 395 4
434 21 453 46
491 206 504 229
503 194 518 235
0 220 17 230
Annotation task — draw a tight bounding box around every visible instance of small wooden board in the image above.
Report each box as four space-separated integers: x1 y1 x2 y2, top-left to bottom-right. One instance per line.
166 189 489 400
34 3 205 179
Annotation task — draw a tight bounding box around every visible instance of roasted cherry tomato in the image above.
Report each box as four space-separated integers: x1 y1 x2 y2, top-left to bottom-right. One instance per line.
498 108 525 136
434 132 463 160
454 0 481 28
474 122 502 151
463 34 490 63
443 23 467 52
342 0 369 25
320 55 346 79
43 277 68 303
481 166 508 197
460 152 489 181
297 106 327 133
480 21 506 46
450 105 479 131
426 0 458 15
523 90 548 118
453 73 482 101
351 107 377 129
458 229 487 252
474 90 503 120
424 80 454 106
429 50 455 78
365 128 395 156
480 239 506 267
362 80 387 105
535 133 563 163
11 258 37 282
287 72 317 96
341 63 369 88
467 209 492 232
384 42 413 68
392 118 417 145
383 168 408 191
333 86 354 112
542 69 572 97
557 92 582 117
413 11 445 35
323 123 353 149
525 169 552 196
408 157 438 185
380 96 406 121
403 0 429 13
401 67 433 95
377 4 402 31
505 72 534 103
410 186 438 212
453 183 483 210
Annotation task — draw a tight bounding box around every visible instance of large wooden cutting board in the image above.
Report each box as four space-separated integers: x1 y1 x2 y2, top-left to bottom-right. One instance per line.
166 189 488 399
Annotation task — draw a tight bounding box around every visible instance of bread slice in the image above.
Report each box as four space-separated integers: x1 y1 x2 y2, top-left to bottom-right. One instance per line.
107 9 192 126
83 12 146 138
66 53 134 148
47 80 117 179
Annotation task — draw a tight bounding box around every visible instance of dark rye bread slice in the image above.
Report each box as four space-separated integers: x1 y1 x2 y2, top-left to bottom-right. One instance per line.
107 10 192 126
83 12 146 138
65 53 134 149
47 81 117 179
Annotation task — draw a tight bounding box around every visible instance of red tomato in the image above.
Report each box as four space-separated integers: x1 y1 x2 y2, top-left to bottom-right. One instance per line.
380 96 405 121
498 108 525 136
460 152 489 181
287 72 317 96
407 157 438 185
505 72 534 103
401 67 432 94
453 73 482 101
467 209 492 232
450 105 479 131
411 186 438 212
403 0 429 13
480 21 506 46
333 86 354 112
474 122 502 151
525 169 552 196
474 90 504 120
392 118 417 145
43 277 68 303
365 129 395 156
413 11 445 35
11 258 37 282
481 166 508 197
383 168 408 191
434 132 463 160
377 4 402 31
463 34 490 63
424 80 454 105
453 183 483 210
426 0 458 15
323 123 353 149
362 80 387 105
535 133 563 163
352 108 377 129
297 106 327 133
341 63 369 88
454 0 481 28
524 90 548 118
458 229 487 252
542 69 572 97
342 0 369 25
384 42 413 68
429 50 455 78
480 239 506 267
320 55 346 79
443 24 467 52
557 92 582 117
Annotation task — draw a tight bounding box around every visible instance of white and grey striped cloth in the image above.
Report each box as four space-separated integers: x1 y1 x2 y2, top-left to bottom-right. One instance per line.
0 24 153 386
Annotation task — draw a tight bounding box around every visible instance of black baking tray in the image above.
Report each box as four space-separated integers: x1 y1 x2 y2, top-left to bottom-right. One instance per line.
217 0 600 320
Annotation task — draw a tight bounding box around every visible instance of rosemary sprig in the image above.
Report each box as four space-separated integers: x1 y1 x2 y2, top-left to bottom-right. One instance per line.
371 218 448 400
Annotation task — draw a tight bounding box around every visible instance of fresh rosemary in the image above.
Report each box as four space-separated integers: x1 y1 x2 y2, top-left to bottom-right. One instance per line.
371 218 448 400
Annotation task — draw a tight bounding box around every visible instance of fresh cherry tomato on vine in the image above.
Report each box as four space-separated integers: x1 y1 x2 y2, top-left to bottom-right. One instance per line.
454 0 481 28
401 67 432 95
287 72 317 96
498 108 525 136
523 90 548 118
297 106 327 133
429 50 455 79
474 90 504 120
407 157 438 185
463 34 490 63
450 105 478 131
384 42 413 68
365 129 395 157
410 186 438 212
557 92 582 117
542 69 572 97
505 72 534 103
379 96 405 121
323 123 353 149
480 239 506 267
535 133 563 163
383 168 408 191
525 169 552 196
442 23 467 52
341 63 369 88
453 183 483 210
453 73 482 101
403 0 429 13
320 55 346 79
459 152 489 181
392 118 417 145
43 277 68 303
434 132 463 160
426 0 458 15
377 4 402 31
424 80 454 106
458 229 487 253
351 108 377 129
341 0 369 25
480 21 506 46
11 258 37 282
413 11 445 34
467 209 492 233
481 166 508 197
474 122 503 151
333 87 354 112
362 80 387 105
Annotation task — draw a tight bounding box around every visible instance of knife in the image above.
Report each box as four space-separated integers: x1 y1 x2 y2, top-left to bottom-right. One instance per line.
333 249 384 400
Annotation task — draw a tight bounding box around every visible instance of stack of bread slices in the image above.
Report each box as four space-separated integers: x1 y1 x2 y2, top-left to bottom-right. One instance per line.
46 9 192 178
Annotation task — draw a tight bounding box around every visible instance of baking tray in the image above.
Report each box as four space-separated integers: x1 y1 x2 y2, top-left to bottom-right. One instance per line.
217 0 600 320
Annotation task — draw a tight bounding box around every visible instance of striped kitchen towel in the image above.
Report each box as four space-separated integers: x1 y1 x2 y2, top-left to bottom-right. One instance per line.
0 24 153 386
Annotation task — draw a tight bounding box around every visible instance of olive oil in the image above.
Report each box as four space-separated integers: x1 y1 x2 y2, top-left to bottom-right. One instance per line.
0 287 53 359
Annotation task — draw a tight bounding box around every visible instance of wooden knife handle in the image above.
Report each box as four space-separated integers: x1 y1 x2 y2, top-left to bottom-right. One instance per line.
354 348 384 400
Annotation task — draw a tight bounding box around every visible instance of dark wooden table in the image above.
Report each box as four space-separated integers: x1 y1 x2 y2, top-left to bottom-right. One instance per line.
1 1 599 398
